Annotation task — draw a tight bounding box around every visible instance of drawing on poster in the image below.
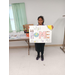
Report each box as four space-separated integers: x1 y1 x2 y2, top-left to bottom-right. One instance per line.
29 25 52 43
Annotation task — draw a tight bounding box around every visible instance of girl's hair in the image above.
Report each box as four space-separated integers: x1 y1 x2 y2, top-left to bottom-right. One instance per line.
37 16 44 25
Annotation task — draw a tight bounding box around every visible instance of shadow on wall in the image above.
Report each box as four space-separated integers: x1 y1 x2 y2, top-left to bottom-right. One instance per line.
52 17 65 44
53 17 65 29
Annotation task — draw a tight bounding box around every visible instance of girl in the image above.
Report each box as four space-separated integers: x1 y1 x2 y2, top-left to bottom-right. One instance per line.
35 16 45 61
35 16 54 61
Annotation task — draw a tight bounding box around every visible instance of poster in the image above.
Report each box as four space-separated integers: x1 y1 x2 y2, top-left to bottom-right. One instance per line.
29 25 52 43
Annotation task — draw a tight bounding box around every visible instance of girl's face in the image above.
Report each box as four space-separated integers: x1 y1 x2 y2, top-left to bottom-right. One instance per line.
38 18 43 25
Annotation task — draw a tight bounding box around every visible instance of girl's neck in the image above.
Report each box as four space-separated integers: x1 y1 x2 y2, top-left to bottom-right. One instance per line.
39 25 42 26
38 24 43 25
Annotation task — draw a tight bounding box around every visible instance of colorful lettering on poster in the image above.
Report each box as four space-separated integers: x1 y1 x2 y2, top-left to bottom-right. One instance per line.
34 33 39 37
30 30 34 39
39 31 50 39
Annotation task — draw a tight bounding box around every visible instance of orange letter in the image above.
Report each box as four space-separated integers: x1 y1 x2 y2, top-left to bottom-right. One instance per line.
46 31 50 39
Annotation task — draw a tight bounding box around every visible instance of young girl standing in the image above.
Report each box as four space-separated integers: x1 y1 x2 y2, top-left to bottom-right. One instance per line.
35 16 53 61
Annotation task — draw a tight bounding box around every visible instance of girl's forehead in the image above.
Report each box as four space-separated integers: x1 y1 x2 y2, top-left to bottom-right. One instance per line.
38 18 43 20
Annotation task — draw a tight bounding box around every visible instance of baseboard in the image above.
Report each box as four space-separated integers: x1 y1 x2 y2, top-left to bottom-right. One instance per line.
9 46 28 49
9 44 63 49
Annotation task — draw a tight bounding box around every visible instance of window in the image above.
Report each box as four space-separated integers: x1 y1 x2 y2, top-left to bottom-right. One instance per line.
9 5 15 31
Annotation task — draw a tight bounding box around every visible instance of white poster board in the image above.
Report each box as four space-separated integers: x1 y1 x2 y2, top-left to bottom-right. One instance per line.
29 25 52 43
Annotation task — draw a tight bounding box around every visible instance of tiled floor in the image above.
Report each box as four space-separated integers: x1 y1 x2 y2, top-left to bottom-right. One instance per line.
9 46 65 75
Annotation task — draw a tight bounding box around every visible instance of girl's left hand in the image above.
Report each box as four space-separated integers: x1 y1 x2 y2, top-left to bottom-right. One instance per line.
52 25 54 29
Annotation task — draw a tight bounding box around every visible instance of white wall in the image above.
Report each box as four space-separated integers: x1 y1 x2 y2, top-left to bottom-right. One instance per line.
9 0 65 46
